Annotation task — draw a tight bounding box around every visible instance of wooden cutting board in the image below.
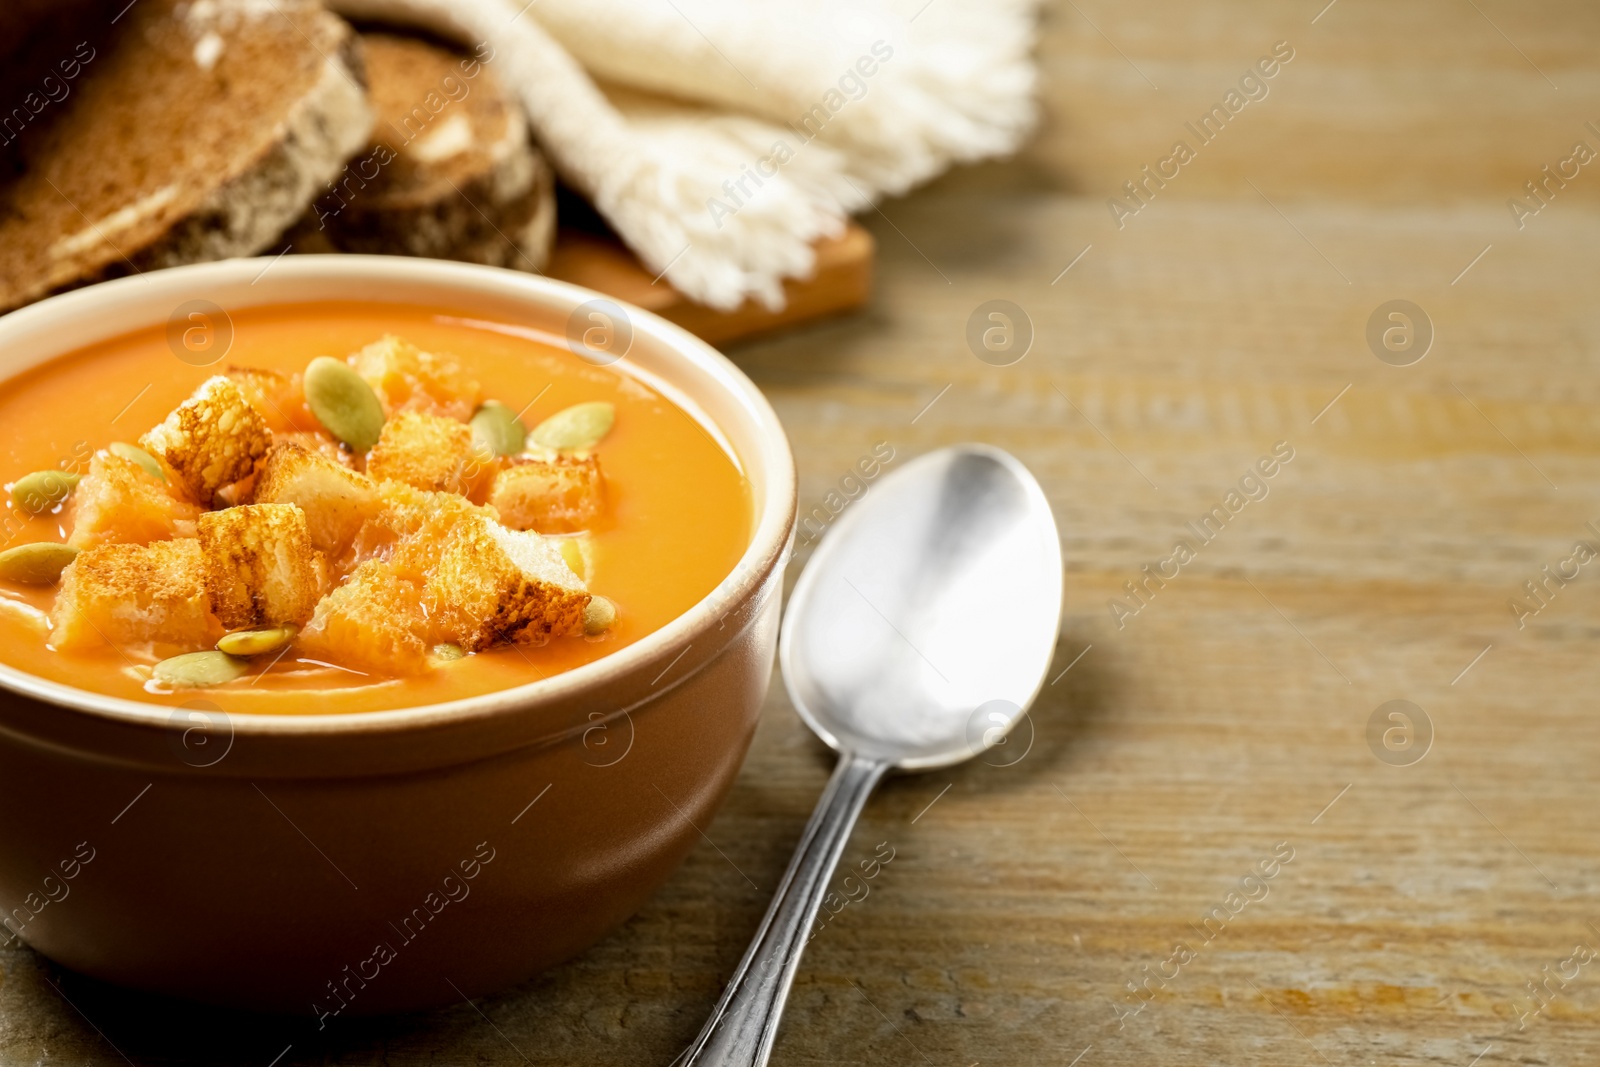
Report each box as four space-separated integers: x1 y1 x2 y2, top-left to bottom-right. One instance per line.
545 223 873 346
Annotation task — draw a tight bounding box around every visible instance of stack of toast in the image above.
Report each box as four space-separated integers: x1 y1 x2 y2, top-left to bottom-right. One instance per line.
0 0 557 315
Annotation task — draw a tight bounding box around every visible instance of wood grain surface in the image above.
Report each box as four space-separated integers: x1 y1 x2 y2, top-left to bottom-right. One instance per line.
5 1 1600 1064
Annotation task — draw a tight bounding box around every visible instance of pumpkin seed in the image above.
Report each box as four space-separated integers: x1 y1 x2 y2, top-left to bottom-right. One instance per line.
432 642 466 661
556 538 586 578
10 470 79 515
583 595 617 635
109 442 165 481
153 650 249 688
217 625 296 657
470 400 527 457
530 401 614 451
0 542 78 584
304 356 386 450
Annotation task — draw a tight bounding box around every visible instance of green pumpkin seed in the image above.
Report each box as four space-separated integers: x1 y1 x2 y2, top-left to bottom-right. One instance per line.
217 625 296 657
10 470 79 515
470 400 527 457
556 538 585 578
153 651 249 688
109 442 166 481
0 542 78 584
432 642 466 661
530 401 614 451
304 356 386 451
583 595 617 635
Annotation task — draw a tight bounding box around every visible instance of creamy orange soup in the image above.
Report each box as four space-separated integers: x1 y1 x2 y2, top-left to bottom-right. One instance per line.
0 302 750 714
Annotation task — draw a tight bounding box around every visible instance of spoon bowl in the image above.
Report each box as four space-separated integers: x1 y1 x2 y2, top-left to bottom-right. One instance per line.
782 443 1063 768
682 444 1062 1066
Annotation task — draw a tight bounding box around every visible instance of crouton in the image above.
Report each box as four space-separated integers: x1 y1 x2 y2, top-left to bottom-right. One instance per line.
250 442 381 556
68 451 200 549
374 480 494 537
366 411 480 493
298 559 431 675
217 430 350 506
50 539 217 652
364 481 495 578
199 504 327 628
276 431 354 468
489 454 605 533
351 335 481 421
226 366 305 433
423 514 587 651
140 376 272 506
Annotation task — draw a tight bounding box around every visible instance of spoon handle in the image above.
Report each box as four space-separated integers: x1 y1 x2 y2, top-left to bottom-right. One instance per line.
679 751 889 1067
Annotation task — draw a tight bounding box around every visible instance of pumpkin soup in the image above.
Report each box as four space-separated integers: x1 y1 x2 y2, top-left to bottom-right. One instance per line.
0 302 749 714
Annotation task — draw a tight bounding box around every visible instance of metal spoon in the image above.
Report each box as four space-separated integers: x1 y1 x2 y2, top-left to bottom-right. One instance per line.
680 443 1063 1066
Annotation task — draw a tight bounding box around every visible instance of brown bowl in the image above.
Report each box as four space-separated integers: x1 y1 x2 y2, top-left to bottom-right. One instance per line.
0 257 796 1016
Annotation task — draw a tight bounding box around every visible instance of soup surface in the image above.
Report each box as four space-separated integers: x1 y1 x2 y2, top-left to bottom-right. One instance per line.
0 302 749 714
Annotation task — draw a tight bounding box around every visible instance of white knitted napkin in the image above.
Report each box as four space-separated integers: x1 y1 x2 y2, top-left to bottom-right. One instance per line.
328 0 1038 310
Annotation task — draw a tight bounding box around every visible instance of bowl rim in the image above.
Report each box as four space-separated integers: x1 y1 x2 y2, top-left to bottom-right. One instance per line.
0 256 796 738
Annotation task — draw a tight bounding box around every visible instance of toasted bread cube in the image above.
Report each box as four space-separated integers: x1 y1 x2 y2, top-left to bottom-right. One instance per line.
199 504 326 628
489 454 605 534
251 442 381 556
276 431 353 468
50 539 217 652
298 559 431 675
226 366 305 433
352 335 480 421
369 481 495 579
68 451 200 549
374 480 494 538
140 376 272 505
423 514 587 651
220 430 350 506
366 411 480 493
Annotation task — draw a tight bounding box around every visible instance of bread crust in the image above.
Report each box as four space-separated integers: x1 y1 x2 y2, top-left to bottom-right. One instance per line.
0 0 374 312
282 30 556 272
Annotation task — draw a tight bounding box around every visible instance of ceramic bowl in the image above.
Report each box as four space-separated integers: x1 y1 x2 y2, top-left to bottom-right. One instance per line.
0 257 795 1015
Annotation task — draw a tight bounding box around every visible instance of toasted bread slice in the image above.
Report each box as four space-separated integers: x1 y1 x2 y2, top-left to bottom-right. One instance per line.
50 538 216 652
489 454 605 533
68 451 200 549
366 410 479 493
351 335 480 421
283 31 555 272
140 376 273 506
251 441 381 556
423 514 588 652
299 558 430 676
199 503 326 628
0 0 372 313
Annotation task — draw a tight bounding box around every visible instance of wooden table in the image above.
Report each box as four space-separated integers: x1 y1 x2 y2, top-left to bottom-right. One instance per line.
5 2 1599 1063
